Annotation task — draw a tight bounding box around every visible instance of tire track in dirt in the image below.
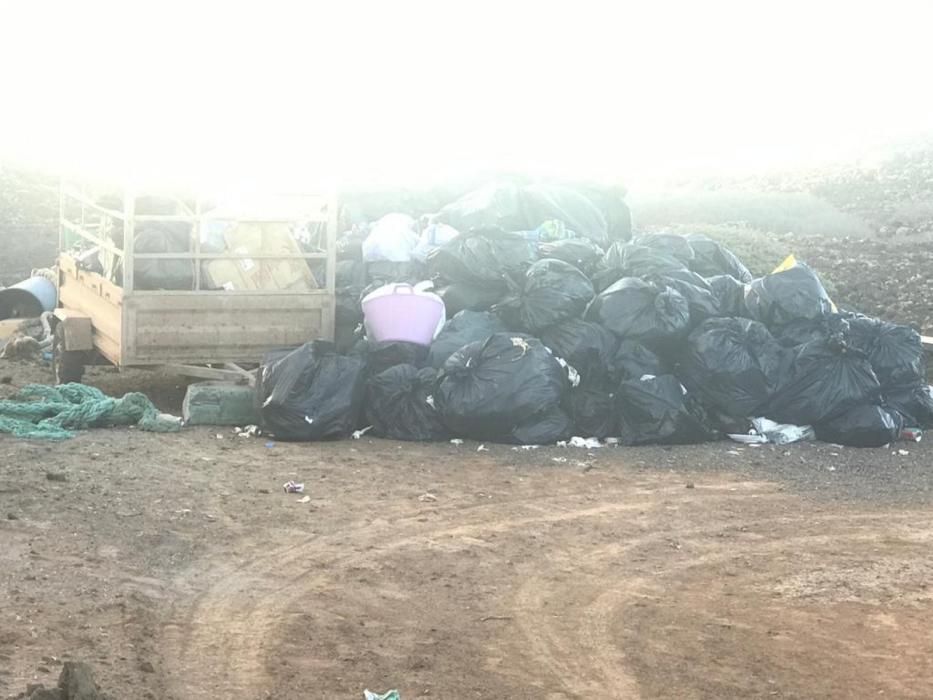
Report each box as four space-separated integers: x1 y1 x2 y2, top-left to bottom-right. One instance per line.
158 481 777 698
506 512 930 699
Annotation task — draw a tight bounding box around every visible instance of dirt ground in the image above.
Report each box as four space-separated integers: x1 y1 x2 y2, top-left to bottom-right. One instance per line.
2 361 933 699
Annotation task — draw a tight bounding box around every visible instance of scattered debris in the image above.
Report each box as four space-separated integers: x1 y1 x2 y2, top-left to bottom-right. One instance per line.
551 457 568 464
352 426 374 440
897 449 910 456
557 436 602 449
297 495 312 504
234 425 261 438
477 444 488 452
283 481 305 494
364 691 401 700
449 439 464 445
418 492 438 502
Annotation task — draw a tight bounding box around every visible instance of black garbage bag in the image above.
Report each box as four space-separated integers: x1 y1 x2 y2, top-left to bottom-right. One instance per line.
428 310 508 368
648 270 719 325
259 341 366 441
775 314 851 348
599 243 687 285
434 282 507 316
569 383 616 439
365 365 448 441
435 333 569 442
510 407 575 445
707 275 749 318
855 320 925 389
336 259 367 287
352 339 429 376
585 277 691 349
610 340 666 384
680 318 787 418
884 384 933 428
537 238 605 275
539 319 618 381
766 335 881 426
746 263 833 329
615 374 716 446
426 227 536 286
336 286 364 325
685 233 753 282
633 233 695 266
816 404 902 448
436 182 611 245
500 259 595 333
520 183 610 244
133 222 195 290
434 183 530 234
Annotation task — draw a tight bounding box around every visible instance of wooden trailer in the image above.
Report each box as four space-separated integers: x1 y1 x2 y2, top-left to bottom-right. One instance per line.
53 182 337 385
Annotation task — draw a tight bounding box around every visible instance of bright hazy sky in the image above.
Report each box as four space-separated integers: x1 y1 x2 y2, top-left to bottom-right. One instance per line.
1 0 931 192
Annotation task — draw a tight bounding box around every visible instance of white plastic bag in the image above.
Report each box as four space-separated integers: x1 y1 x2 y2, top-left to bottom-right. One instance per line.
412 223 460 262
362 213 419 262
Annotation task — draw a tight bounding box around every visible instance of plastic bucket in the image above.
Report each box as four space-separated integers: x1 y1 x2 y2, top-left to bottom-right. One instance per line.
362 283 446 346
0 275 58 321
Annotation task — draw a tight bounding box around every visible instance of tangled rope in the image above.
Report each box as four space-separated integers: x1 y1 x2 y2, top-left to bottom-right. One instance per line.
0 383 181 440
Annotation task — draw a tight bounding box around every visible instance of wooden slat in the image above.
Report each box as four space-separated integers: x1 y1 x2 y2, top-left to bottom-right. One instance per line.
131 252 329 260
123 292 333 365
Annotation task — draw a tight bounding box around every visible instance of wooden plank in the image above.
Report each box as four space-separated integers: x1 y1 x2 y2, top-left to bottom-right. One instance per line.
58 278 122 362
123 292 332 365
54 309 94 351
131 252 330 260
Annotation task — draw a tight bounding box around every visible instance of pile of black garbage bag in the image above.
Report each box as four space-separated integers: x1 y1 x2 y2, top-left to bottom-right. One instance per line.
262 197 931 449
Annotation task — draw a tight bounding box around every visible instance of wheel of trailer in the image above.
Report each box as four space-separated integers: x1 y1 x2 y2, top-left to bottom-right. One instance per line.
52 325 85 384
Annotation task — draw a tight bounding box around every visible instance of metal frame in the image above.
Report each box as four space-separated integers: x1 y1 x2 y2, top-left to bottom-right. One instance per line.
58 180 337 375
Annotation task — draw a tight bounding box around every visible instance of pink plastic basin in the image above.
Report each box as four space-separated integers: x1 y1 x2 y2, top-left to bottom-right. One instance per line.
362 283 446 346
